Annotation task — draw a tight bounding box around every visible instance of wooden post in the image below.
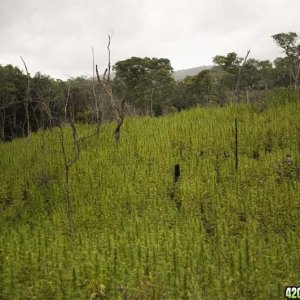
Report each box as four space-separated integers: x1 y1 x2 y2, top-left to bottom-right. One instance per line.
235 118 238 171
173 163 182 209
174 164 180 183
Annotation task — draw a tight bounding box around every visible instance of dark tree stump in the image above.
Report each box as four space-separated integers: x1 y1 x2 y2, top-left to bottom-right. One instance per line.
174 164 180 183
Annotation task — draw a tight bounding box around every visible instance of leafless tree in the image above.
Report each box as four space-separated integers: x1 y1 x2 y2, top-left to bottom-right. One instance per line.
35 72 101 237
20 56 31 136
58 76 101 237
95 35 126 143
235 50 250 102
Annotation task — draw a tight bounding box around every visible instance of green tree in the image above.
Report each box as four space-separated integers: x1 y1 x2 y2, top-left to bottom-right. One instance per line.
213 52 242 73
213 52 243 89
113 57 175 115
0 65 69 141
272 57 290 87
0 65 27 140
30 72 66 129
243 59 274 89
174 70 220 109
272 32 300 91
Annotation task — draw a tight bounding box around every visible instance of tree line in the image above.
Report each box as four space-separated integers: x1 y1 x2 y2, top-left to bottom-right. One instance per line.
0 32 299 141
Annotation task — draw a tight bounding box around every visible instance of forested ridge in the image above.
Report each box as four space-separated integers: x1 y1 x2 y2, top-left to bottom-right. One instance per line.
1 32 299 141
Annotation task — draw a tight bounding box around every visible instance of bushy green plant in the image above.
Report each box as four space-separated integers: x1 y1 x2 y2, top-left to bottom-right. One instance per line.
0 90 299 299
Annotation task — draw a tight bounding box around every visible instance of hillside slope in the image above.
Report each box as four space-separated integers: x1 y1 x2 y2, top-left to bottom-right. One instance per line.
173 65 213 81
0 90 300 299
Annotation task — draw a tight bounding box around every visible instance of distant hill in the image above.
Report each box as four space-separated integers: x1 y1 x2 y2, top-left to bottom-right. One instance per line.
173 65 213 81
109 65 213 81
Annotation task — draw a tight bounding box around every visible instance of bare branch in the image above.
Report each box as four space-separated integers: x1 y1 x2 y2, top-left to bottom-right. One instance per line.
92 46 101 126
107 35 111 81
20 56 31 136
235 49 250 102
20 56 29 76
64 81 71 120
94 36 125 142
103 68 108 80
92 46 96 98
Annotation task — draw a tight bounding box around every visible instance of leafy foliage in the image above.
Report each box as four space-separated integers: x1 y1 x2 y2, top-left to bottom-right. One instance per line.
113 57 175 115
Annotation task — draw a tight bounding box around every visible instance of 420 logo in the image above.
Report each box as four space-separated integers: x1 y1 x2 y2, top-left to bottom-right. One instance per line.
285 287 300 299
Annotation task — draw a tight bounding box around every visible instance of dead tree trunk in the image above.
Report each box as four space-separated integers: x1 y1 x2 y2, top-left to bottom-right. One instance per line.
0 109 5 140
92 46 102 125
289 55 300 92
59 79 101 237
20 56 31 137
95 35 126 143
235 50 250 103
235 118 239 171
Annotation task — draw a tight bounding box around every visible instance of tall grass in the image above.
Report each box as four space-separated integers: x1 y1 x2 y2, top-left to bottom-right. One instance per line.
0 89 299 299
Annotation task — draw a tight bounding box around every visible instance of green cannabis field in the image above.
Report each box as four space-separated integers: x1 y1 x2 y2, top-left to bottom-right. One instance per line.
0 90 300 299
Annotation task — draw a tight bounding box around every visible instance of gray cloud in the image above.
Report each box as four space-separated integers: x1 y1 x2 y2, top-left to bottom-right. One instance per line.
1 0 299 79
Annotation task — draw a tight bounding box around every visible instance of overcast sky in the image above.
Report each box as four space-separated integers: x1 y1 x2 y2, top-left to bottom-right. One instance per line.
1 0 299 79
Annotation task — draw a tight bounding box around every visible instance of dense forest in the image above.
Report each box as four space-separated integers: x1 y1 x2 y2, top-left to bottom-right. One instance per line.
1 32 299 141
